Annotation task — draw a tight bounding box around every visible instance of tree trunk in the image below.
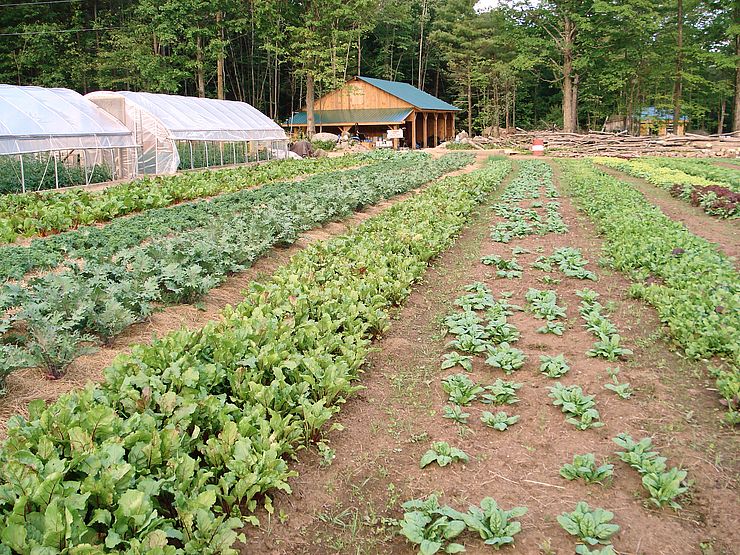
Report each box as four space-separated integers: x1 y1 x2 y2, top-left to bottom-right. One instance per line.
672 0 683 133
196 35 206 98
306 72 316 138
734 6 740 132
216 12 225 100
418 0 428 89
467 70 472 136
571 73 579 132
718 98 726 134
561 16 576 133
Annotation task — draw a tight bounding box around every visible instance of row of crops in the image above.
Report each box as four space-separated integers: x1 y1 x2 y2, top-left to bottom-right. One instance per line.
0 159 512 554
399 161 686 554
0 152 474 393
0 155 113 195
593 156 739 219
0 155 366 244
560 160 739 424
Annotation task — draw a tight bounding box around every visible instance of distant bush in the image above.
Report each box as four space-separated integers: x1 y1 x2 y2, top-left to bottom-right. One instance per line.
312 139 336 151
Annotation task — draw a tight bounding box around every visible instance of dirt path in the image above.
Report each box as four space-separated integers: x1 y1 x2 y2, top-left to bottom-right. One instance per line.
595 164 739 261
711 160 740 170
239 161 738 555
0 157 487 434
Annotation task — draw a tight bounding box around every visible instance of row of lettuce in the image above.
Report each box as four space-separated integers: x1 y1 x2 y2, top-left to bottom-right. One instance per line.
560 160 739 424
593 156 739 219
0 153 474 393
0 155 366 245
0 159 512 554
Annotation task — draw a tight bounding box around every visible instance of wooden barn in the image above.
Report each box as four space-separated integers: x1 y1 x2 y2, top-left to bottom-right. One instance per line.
639 107 687 136
286 76 460 148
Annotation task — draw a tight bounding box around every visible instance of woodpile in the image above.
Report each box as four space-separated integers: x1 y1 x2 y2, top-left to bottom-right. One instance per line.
469 130 740 158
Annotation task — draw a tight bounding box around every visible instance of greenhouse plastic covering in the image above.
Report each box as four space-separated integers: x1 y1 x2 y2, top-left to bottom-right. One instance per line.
0 84 137 155
86 91 287 174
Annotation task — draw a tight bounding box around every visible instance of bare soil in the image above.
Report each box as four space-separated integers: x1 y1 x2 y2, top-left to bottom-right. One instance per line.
239 160 739 555
0 158 485 436
595 164 739 262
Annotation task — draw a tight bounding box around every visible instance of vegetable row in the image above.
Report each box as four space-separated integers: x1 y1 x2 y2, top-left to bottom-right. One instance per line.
560 160 739 423
0 158 511 553
0 154 366 244
593 156 738 219
0 153 475 390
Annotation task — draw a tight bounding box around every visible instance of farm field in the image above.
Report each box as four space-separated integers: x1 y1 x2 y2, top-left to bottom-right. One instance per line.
0 153 737 554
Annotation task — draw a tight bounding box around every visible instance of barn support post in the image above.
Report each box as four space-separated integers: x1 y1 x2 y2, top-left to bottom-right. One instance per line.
423 113 428 148
391 125 399 150
434 114 438 146
452 113 456 138
411 112 417 149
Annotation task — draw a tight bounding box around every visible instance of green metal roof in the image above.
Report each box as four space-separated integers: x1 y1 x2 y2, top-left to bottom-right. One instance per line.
357 76 460 112
287 108 412 126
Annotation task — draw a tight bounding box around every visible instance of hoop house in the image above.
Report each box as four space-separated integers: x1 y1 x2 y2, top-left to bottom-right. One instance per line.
86 91 289 174
0 84 138 193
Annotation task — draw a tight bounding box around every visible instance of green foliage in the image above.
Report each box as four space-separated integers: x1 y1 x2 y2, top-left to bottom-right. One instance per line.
586 334 633 361
0 158 513 552
603 367 633 399
485 343 526 374
311 140 336 151
399 495 467 555
537 321 565 336
539 354 570 378
441 352 474 372
481 254 523 279
0 345 33 396
480 411 519 431
481 379 522 405
557 502 619 546
458 498 527 549
420 442 470 469
442 373 485 406
549 383 604 430
560 453 614 484
443 405 470 424
525 288 567 321
533 247 597 280
613 434 688 509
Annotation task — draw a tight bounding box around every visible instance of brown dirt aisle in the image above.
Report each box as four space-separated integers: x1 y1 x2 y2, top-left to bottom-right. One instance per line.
593 164 739 262
0 158 486 435
239 160 739 555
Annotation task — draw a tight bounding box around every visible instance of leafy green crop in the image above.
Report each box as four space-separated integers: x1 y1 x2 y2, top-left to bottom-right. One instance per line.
399 494 467 554
443 405 471 424
603 367 633 399
481 411 520 431
485 343 526 374
442 374 485 405
560 453 613 484
442 352 474 372
549 383 604 430
458 497 527 548
557 502 619 546
526 288 567 321
537 321 565 336
420 442 470 468
481 254 523 278
539 354 570 378
481 379 522 405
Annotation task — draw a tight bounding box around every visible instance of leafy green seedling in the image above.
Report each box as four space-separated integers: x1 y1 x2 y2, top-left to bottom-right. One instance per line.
549 383 604 430
537 321 565 336
459 497 527 549
442 352 473 372
485 343 526 374
539 354 570 378
604 367 632 399
399 494 467 554
481 379 522 405
442 374 484 405
481 411 520 431
420 442 470 469
587 334 633 361
642 467 688 509
560 453 613 484
575 545 616 555
443 405 470 425
557 502 619 546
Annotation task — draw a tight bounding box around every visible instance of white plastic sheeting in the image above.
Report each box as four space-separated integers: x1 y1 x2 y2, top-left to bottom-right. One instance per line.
86 91 287 174
0 84 137 156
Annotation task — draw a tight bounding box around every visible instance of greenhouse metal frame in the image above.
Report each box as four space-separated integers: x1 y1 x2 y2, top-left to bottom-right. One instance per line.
85 91 289 175
0 84 139 193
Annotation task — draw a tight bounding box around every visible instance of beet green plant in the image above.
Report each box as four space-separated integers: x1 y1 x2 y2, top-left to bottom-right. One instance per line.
399 494 467 554
560 453 613 484
539 354 570 378
557 502 619 546
420 442 470 469
481 411 520 431
458 497 527 548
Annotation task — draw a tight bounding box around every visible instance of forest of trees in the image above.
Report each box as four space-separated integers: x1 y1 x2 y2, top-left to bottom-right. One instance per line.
1 0 738 135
